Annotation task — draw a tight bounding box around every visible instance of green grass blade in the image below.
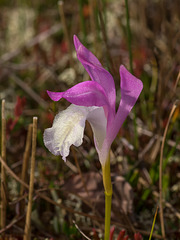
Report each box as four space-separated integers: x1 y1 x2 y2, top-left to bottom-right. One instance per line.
149 206 158 240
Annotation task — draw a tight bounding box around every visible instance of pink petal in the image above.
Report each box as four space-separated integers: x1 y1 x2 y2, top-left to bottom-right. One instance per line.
107 65 143 144
74 35 102 67
47 91 63 101
73 35 116 113
47 81 109 108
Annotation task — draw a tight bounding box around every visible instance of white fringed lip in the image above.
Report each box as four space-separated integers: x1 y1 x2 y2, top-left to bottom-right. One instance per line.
44 104 107 162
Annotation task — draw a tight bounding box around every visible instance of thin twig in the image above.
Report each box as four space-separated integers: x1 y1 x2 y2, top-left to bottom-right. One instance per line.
0 215 24 234
159 101 178 239
11 74 48 109
58 1 74 68
1 99 7 229
9 193 28 206
24 117 38 240
0 156 29 189
73 220 91 240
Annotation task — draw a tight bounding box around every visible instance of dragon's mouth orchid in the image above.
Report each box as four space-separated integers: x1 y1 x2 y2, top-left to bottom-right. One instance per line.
43 35 143 240
44 35 143 167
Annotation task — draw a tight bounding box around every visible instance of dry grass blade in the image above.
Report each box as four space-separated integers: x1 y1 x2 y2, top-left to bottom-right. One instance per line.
20 124 33 196
24 117 38 240
20 124 33 214
1 99 7 230
159 101 179 239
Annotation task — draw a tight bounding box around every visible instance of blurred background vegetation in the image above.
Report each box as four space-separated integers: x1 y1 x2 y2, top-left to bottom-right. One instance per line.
0 0 180 239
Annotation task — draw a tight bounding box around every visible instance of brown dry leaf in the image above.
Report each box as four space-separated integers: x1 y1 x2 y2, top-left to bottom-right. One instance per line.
63 172 134 220
62 171 103 200
113 175 134 215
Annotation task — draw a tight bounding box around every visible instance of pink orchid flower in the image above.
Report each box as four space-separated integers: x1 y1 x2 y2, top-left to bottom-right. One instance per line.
44 35 143 166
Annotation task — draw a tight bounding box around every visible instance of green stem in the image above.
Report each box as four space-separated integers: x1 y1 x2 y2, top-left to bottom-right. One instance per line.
104 193 112 240
125 0 139 149
102 153 112 240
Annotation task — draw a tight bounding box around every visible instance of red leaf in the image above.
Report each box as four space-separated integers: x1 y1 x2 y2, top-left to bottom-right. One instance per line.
117 230 126 240
134 233 143 240
14 96 26 117
110 226 115 240
123 236 129 240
